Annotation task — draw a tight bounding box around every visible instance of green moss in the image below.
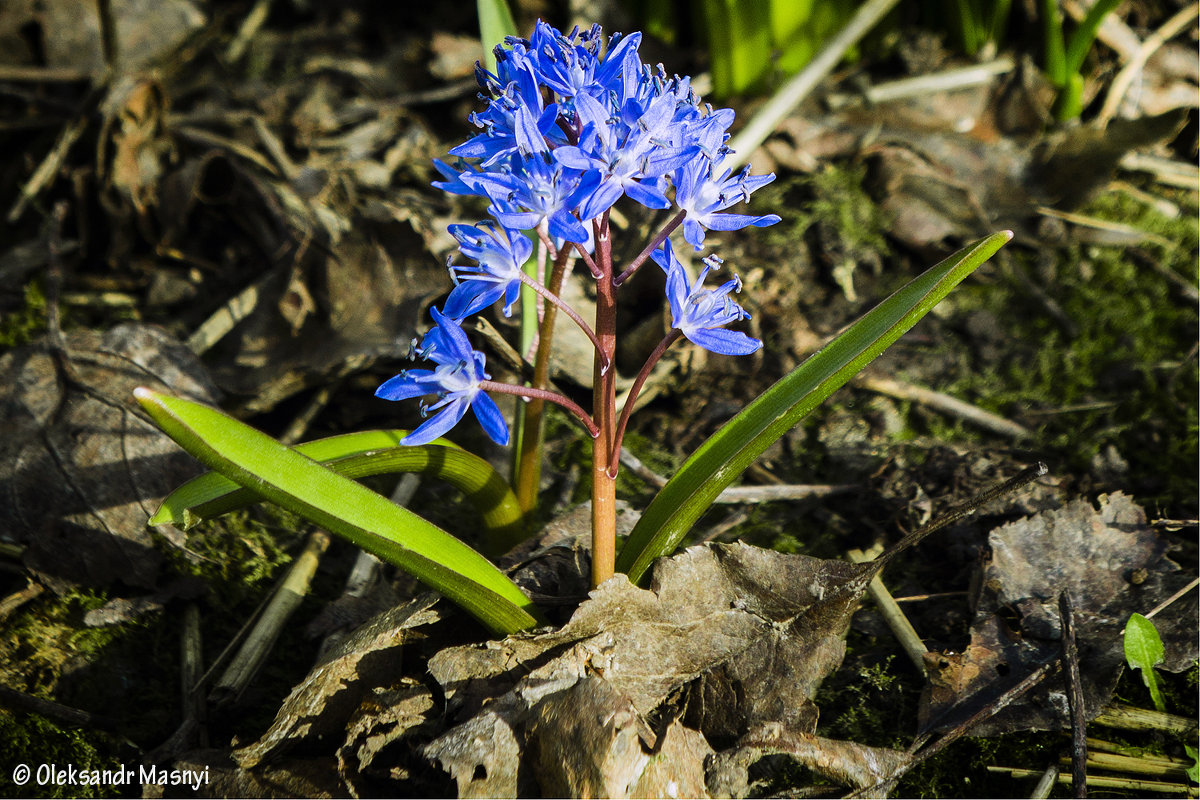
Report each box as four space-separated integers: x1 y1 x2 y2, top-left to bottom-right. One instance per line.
0 282 48 348
893 188 1198 513
0 711 127 799
157 507 300 613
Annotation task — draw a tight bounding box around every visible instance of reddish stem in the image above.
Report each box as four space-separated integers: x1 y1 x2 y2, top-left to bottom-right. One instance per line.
607 329 682 477
614 210 687 286
480 380 598 438
590 213 618 587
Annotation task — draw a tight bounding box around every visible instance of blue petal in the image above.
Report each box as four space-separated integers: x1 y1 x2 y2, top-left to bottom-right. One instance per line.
682 218 706 250
375 371 435 401
622 180 671 210
444 281 505 321
574 177 623 221
685 326 762 356
401 398 470 446
702 212 782 232
471 391 510 445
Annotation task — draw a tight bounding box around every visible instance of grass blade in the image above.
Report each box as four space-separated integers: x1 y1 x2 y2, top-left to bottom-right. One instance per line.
135 388 542 635
616 232 1012 582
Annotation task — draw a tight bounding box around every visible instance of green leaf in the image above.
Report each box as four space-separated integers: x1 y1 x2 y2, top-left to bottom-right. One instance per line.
151 430 525 556
1124 612 1167 712
616 231 1012 583
476 0 518 74
1185 745 1198 784
135 388 542 635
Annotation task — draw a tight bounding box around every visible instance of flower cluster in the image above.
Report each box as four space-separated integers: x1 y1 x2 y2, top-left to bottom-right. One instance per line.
379 21 778 446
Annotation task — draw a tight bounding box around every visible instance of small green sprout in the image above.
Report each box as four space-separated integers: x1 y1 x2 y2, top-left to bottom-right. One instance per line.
1123 612 1167 712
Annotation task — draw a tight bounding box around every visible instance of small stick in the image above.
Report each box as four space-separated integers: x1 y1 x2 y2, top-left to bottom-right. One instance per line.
8 113 89 223
826 58 1015 109
1097 3 1200 126
1143 576 1199 621
725 0 903 168
1091 703 1197 734
0 687 119 732
1059 592 1088 798
211 530 330 705
848 545 929 675
181 602 207 748
186 275 268 354
1030 763 1060 799
856 374 1032 440
990 766 1194 794
615 448 854 503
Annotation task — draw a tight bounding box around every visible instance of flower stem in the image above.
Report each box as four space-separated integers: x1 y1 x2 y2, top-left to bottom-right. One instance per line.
513 244 573 514
591 213 617 587
517 271 609 373
614 210 686 286
480 381 598 438
607 329 681 477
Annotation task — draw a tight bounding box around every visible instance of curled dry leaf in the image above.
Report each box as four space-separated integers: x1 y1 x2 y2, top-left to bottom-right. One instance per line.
0 323 217 590
920 492 1196 736
420 542 878 797
233 595 443 769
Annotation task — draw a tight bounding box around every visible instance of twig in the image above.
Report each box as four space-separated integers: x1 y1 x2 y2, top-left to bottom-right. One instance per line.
225 0 274 63
1059 592 1088 798
0 687 120 732
1098 3 1200 126
0 579 45 621
1118 152 1200 190
181 602 207 748
186 274 269 354
1030 763 1060 799
826 58 1015 109
616 448 855 503
848 545 929 675
990 766 1194 794
1092 702 1198 734
1035 205 1174 250
211 530 331 705
1143 576 1199 621
725 0 902 168
0 65 92 82
7 113 90 223
855 374 1032 440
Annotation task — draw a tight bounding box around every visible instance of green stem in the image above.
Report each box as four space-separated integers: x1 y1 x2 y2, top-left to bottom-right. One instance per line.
591 213 618 587
1040 0 1067 86
514 244 573 514
517 271 608 369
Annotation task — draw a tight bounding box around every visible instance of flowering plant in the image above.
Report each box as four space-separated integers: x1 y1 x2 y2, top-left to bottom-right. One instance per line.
383 21 781 585
137 21 1009 635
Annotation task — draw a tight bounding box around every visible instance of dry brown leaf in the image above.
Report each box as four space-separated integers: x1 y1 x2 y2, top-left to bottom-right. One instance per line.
234 596 444 769
0 323 216 590
920 492 1195 736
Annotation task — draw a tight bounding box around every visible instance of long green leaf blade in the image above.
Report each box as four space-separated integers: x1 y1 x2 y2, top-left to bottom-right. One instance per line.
477 0 518 73
135 389 542 635
616 232 1012 582
151 431 524 555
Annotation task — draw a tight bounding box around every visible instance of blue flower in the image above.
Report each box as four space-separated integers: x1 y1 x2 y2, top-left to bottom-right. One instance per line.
653 240 761 356
444 222 533 319
456 104 590 244
670 113 780 250
375 308 509 446
555 91 695 220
